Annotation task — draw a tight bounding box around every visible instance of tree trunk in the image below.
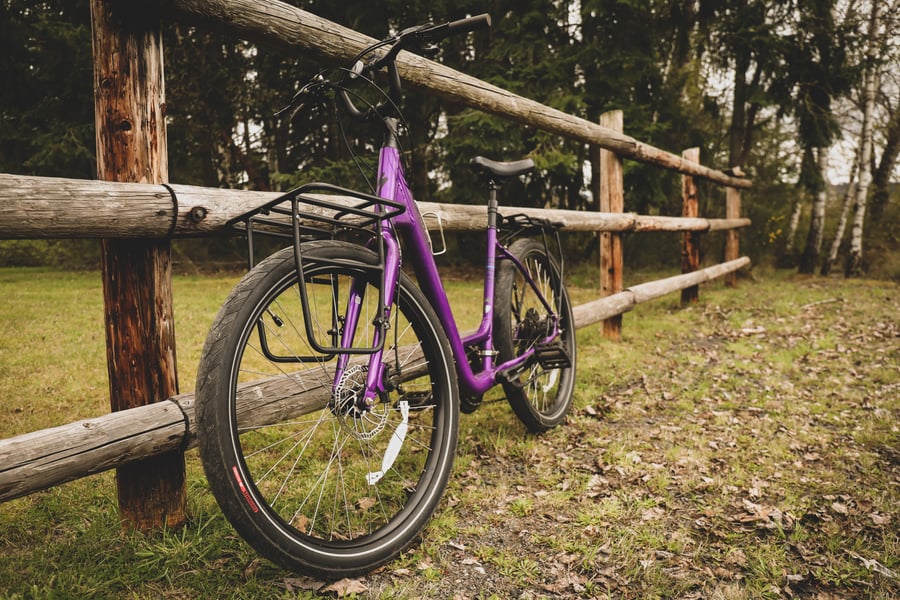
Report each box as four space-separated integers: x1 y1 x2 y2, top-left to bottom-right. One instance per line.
869 88 900 221
845 2 881 277
91 0 186 530
785 198 803 258
821 152 858 275
799 147 829 273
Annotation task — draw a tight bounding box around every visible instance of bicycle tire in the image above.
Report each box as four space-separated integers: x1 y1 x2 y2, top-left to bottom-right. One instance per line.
494 238 576 432
196 240 458 577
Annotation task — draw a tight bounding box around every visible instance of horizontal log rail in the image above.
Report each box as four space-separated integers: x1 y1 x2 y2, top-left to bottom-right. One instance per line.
572 257 750 325
0 173 750 239
0 376 328 502
151 0 750 190
0 257 747 503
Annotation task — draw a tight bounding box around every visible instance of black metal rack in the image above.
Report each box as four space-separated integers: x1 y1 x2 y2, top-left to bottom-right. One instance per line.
232 183 406 360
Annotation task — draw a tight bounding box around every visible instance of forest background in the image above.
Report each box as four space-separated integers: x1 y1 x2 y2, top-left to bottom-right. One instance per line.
1 0 898 280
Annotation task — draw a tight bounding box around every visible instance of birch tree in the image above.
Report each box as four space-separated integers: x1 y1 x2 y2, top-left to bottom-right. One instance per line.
784 0 853 273
821 149 858 275
845 0 882 276
867 0 900 222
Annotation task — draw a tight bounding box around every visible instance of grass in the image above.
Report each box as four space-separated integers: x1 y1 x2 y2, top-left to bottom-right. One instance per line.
0 265 898 598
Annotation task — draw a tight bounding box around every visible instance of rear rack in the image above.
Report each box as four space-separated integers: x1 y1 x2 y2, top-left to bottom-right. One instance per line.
498 211 567 331
498 212 564 242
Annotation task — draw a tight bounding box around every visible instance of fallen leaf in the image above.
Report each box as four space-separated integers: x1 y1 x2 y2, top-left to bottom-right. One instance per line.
284 576 323 593
417 558 435 571
848 551 898 579
725 549 748 567
869 512 891 526
322 577 368 597
356 497 377 510
292 513 311 532
641 506 665 521
831 502 849 515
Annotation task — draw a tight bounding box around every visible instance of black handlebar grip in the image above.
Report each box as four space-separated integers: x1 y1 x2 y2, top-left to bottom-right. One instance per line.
446 14 491 35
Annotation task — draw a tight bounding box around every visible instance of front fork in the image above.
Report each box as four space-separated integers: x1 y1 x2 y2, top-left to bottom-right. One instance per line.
331 227 402 412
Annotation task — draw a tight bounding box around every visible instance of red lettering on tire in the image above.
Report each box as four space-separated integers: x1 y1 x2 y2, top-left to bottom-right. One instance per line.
232 466 260 513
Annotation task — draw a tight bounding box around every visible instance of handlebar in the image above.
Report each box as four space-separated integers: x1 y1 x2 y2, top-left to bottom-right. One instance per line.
448 13 492 32
414 13 492 45
337 14 491 121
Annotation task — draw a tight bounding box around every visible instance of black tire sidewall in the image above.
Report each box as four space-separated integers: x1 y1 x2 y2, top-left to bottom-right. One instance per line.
494 237 576 431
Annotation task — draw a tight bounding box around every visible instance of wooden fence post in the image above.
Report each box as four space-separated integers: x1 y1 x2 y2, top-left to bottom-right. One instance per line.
90 0 186 530
681 147 701 305
725 186 741 287
599 111 624 340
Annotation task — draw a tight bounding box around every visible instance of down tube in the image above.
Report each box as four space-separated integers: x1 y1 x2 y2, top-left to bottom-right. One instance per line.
395 214 496 395
374 149 480 395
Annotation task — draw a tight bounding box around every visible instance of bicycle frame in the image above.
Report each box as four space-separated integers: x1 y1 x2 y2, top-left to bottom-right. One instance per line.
346 118 561 402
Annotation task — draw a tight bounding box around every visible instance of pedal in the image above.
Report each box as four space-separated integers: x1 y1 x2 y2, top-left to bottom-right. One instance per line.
495 366 525 389
533 340 571 370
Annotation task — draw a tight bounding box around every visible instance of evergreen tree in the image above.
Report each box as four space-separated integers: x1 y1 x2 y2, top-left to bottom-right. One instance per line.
0 0 94 178
0 0 97 268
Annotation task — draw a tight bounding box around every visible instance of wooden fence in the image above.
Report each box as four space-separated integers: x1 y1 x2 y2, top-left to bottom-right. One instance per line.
0 0 751 524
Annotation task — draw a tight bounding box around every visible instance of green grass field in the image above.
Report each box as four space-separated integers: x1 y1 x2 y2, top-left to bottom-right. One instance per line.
0 266 897 599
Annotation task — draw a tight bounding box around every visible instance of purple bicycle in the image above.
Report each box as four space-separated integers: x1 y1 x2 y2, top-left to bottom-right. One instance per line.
195 14 575 577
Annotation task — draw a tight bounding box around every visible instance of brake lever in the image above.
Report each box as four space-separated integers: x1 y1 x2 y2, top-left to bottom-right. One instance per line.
420 43 440 58
274 75 328 119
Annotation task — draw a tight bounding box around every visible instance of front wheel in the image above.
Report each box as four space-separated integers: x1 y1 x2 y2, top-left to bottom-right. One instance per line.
494 238 576 432
195 241 458 578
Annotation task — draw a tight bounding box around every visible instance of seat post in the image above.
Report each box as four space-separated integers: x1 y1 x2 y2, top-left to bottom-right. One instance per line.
487 180 499 229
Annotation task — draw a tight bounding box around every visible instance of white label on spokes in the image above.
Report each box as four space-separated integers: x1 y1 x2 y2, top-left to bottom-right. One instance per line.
366 400 409 485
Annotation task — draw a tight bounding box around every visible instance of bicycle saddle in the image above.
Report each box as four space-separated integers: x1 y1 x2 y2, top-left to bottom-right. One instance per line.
469 156 534 179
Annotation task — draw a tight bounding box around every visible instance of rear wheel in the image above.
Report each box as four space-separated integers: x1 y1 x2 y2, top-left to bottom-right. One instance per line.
494 238 576 432
196 241 458 578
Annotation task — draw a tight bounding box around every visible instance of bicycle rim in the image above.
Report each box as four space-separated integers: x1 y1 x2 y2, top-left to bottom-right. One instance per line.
495 238 575 431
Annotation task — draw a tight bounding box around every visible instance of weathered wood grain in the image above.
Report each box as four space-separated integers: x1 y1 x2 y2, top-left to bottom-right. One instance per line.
0 174 750 239
92 0 186 529
725 187 743 287
0 402 186 502
681 147 701 305
599 111 625 340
